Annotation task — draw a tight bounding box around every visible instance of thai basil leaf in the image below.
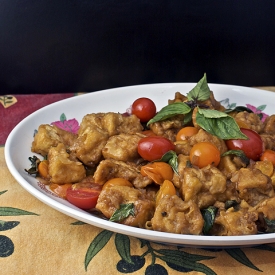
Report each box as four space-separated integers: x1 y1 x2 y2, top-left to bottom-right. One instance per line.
201 206 218 235
147 102 191 125
183 110 193 125
225 200 239 210
25 155 41 176
224 106 253 114
196 108 248 140
222 149 250 165
157 150 179 174
109 203 135 222
187 73 211 101
264 218 275 233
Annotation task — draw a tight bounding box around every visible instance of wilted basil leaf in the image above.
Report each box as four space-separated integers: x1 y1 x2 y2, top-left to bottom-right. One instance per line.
147 102 191 125
25 156 41 176
196 108 248 140
264 217 275 233
109 203 135 222
201 206 218 235
222 150 250 165
157 150 179 174
224 106 253 114
225 200 239 210
187 73 211 101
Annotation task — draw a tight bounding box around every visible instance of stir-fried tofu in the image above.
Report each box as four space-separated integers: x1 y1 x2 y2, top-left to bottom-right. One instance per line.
96 185 155 228
48 143 86 184
93 159 152 188
150 195 204 235
31 124 77 157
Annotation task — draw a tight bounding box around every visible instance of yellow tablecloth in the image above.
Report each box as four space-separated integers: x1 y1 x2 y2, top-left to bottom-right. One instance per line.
1 87 275 275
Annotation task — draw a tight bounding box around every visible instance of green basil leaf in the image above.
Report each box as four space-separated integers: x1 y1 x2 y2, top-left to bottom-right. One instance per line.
25 155 41 176
196 109 248 140
183 110 193 125
147 102 191 125
187 73 211 101
109 203 135 222
201 206 218 235
222 149 250 165
157 150 179 174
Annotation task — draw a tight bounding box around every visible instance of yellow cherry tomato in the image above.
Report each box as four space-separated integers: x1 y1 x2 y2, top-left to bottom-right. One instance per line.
260 149 275 166
190 142 220 168
176 127 199 141
155 180 176 206
140 162 174 185
102 178 133 190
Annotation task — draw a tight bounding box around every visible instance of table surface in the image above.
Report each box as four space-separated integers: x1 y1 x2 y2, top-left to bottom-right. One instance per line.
1 87 275 275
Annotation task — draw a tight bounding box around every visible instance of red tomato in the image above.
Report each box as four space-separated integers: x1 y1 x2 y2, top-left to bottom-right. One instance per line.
225 128 263 161
66 184 102 210
138 136 175 161
132 97 156 122
190 142 220 168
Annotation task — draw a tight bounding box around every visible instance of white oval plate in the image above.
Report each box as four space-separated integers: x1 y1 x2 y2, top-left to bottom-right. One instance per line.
5 83 275 247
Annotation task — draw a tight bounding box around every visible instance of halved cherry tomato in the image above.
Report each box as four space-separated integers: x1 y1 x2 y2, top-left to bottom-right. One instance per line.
260 149 275 166
138 136 175 161
50 183 72 198
225 128 263 161
102 178 133 190
132 97 156 123
176 127 199 141
190 142 220 168
155 180 176 206
66 183 102 210
140 162 174 184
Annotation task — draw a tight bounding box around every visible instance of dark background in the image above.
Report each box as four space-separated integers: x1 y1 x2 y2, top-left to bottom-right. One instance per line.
1 0 275 94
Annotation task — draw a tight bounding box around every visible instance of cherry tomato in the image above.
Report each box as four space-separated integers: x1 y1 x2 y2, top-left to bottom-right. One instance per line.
260 149 275 166
50 183 72 198
132 97 156 123
155 180 176 206
225 128 263 161
176 127 199 141
140 162 174 184
142 130 157 137
102 178 133 190
138 136 175 161
66 183 102 210
190 142 220 168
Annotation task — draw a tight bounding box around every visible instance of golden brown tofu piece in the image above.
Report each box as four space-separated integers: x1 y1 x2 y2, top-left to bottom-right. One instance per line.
149 115 184 141
211 206 258 236
231 111 264 133
231 168 274 206
262 114 275 135
102 133 142 162
150 195 204 235
93 159 152 188
218 155 247 179
260 134 275 151
71 125 109 167
78 112 143 136
96 185 155 228
48 143 86 184
256 197 275 221
181 165 229 209
31 124 77 157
